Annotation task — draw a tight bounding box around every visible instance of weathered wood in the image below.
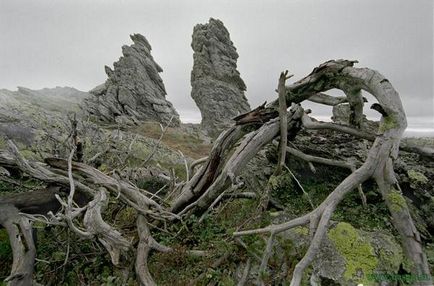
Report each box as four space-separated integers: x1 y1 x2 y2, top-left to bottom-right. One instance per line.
0 187 63 215
170 126 244 213
0 204 35 286
83 188 131 265
174 105 304 216
233 60 431 285
275 70 291 175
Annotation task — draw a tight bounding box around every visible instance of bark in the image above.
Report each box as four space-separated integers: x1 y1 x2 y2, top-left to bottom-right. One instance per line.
83 188 131 265
275 71 291 175
307 92 367 106
0 204 36 286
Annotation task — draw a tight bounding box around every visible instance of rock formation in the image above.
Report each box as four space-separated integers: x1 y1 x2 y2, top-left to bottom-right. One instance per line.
0 86 89 146
0 86 89 113
191 18 250 137
332 103 378 130
84 34 180 126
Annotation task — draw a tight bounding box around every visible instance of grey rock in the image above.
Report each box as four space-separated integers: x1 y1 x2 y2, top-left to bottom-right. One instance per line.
0 86 89 113
0 86 89 146
84 34 180 126
332 103 379 130
191 18 250 137
281 223 403 285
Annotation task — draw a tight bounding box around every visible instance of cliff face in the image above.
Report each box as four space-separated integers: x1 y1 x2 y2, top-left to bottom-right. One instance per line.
84 34 180 126
191 18 250 137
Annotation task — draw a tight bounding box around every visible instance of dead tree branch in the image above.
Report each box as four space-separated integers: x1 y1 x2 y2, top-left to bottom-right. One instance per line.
0 204 36 286
275 70 293 175
172 105 304 216
233 60 431 285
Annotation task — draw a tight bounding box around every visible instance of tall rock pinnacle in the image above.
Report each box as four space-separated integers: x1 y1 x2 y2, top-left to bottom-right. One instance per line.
84 34 180 126
191 18 250 137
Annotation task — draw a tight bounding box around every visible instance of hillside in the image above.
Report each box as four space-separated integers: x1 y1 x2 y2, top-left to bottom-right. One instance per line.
0 62 433 285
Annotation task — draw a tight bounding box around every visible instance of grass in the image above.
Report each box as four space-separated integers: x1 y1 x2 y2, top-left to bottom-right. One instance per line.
133 122 211 159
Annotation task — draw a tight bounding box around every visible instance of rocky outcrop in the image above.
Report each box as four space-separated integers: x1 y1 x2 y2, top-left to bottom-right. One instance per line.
84 34 180 126
191 18 250 137
0 86 89 113
332 103 379 130
0 86 89 146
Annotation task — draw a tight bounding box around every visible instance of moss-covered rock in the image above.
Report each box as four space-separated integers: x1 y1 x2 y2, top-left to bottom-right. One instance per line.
407 169 429 188
281 222 403 285
328 222 379 284
386 189 407 213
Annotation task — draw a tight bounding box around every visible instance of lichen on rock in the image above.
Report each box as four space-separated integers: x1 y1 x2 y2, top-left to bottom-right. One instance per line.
281 221 404 285
407 169 429 187
327 222 379 284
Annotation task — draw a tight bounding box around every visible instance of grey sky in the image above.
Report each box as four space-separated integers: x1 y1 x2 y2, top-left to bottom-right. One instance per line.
0 0 433 123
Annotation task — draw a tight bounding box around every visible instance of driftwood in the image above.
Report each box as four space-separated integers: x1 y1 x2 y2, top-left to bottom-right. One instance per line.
233 60 432 285
0 59 432 285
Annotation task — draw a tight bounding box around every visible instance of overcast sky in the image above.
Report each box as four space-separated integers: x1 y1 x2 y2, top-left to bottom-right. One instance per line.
0 0 433 124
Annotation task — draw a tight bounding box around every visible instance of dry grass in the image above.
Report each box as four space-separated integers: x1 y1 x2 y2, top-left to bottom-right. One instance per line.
133 122 211 159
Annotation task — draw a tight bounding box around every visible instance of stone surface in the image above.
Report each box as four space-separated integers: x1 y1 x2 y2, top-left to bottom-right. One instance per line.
332 103 379 130
84 34 180 126
0 86 89 146
282 223 403 285
191 18 250 137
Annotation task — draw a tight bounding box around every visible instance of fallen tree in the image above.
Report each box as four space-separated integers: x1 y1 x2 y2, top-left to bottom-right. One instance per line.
0 60 432 285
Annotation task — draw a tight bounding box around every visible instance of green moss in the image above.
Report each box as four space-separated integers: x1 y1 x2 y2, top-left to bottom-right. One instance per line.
425 243 434 270
374 233 403 273
136 176 166 193
0 229 12 278
407 169 428 186
0 137 6 149
268 175 279 189
386 190 407 213
269 171 297 207
20 149 39 160
294 226 309 236
401 256 415 273
98 163 109 172
115 206 137 228
276 236 295 257
379 114 398 133
328 222 378 284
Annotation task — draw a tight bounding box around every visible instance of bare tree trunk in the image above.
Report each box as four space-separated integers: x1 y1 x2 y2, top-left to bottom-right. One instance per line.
0 204 36 286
